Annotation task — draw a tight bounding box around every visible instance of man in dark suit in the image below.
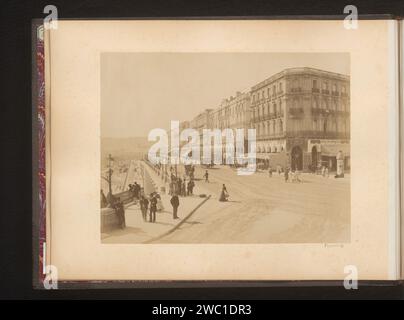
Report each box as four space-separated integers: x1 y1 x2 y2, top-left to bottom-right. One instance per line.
149 194 157 223
140 195 149 221
170 194 180 219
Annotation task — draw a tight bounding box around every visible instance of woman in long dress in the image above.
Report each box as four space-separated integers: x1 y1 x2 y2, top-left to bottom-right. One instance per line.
219 184 229 202
156 193 164 212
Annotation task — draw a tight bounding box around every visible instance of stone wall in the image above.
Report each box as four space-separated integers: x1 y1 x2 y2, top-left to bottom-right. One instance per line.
100 190 134 233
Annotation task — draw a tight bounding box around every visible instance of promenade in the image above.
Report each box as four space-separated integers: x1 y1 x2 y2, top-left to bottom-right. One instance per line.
101 160 212 243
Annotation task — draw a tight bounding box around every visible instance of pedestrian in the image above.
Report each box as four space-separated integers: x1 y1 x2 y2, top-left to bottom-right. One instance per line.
113 198 126 229
156 193 164 212
187 179 194 196
181 180 186 197
149 194 157 223
140 195 149 221
170 194 180 219
190 167 195 180
219 184 229 202
268 166 272 178
284 167 289 182
204 170 209 183
325 166 329 178
322 165 326 177
133 182 140 199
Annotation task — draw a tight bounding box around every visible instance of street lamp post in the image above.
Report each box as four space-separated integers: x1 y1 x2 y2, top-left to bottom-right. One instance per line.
105 153 114 205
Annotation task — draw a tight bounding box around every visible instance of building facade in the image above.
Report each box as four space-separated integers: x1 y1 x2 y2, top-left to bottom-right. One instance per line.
185 67 350 171
250 67 350 171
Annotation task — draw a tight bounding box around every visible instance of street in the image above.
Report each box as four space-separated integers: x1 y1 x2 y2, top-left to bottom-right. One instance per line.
157 165 350 243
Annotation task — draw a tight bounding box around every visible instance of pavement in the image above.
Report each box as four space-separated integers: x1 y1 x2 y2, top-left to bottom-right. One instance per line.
102 162 350 244
101 161 213 243
158 165 351 244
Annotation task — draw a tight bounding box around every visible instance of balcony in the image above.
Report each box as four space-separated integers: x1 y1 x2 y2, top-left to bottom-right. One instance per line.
311 107 332 116
286 130 350 140
251 112 285 123
331 91 339 96
321 89 330 95
290 87 302 93
288 107 304 118
312 88 320 93
256 132 286 141
311 108 349 117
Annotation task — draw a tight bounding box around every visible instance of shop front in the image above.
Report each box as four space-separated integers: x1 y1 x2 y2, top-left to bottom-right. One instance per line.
307 139 350 173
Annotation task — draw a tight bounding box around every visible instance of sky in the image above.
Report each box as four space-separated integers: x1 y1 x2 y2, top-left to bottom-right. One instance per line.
101 52 349 138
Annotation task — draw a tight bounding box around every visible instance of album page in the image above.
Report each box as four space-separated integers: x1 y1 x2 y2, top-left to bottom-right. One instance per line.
46 20 400 281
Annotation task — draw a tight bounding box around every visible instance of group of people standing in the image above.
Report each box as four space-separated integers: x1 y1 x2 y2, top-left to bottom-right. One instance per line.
267 166 302 183
168 174 195 197
139 192 163 223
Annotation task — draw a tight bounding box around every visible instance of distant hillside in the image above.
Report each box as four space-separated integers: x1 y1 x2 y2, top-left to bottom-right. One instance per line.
101 137 151 164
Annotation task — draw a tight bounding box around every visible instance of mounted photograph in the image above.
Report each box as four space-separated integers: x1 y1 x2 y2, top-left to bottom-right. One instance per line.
100 52 351 244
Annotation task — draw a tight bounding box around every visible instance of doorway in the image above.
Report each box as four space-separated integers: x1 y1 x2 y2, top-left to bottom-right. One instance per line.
291 146 303 171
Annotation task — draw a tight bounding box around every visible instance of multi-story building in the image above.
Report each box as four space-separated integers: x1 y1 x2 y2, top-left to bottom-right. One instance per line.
190 109 213 133
184 67 350 171
227 91 251 132
206 92 251 163
250 67 350 171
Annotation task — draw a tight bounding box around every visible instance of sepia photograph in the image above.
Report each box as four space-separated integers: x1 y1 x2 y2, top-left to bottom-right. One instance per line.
100 52 351 244
29 17 400 284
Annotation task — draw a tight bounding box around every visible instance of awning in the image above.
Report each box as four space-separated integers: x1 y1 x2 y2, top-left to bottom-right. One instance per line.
321 143 350 157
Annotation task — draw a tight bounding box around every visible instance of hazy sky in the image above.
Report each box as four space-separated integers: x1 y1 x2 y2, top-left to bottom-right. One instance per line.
101 52 349 138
